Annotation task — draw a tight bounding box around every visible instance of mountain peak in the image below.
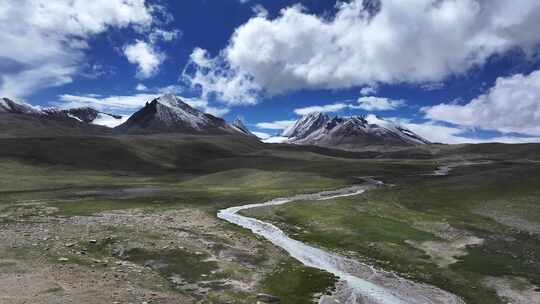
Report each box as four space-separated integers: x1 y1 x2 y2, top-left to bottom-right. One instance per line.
115 95 244 135
155 93 182 105
304 111 324 118
151 94 198 114
282 112 330 139
0 97 42 115
231 117 256 137
298 111 328 122
232 117 247 131
273 112 429 149
1 97 125 128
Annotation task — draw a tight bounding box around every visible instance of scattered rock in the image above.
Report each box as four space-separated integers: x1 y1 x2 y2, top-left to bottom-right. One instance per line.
181 284 199 292
256 293 280 303
112 246 126 257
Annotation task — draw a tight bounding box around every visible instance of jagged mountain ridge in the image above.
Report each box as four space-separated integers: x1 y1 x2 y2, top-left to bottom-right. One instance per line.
231 118 256 137
0 98 114 137
0 98 42 115
0 97 123 127
1 96 252 137
114 94 243 135
282 112 330 139
277 112 429 149
1 96 428 148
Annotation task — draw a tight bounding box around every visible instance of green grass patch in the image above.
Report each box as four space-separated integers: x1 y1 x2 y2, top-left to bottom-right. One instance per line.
272 198 436 244
0 160 150 194
122 248 218 283
49 198 155 216
247 162 540 304
181 168 348 191
261 260 337 304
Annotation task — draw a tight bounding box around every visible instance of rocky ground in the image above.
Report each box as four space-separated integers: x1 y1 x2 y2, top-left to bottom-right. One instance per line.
2 156 540 304
0 199 290 304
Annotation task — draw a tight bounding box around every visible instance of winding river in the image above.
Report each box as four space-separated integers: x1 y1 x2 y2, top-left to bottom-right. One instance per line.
217 182 464 304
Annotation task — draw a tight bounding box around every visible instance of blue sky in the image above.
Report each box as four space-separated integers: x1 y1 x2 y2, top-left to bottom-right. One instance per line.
2 0 540 143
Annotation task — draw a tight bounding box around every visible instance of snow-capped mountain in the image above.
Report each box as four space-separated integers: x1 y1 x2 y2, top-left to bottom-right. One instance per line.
0 98 117 137
231 117 256 137
271 112 429 149
0 98 42 115
44 107 125 127
115 94 243 135
1 95 255 137
282 112 330 139
1 97 124 128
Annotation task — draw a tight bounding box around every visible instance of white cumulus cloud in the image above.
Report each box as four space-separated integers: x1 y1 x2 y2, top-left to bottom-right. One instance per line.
58 93 159 114
136 83 148 91
292 95 403 117
123 40 165 79
360 86 378 96
149 29 181 43
182 48 261 105
252 4 269 18
423 69 540 136
181 97 230 117
352 96 404 111
294 103 348 115
256 120 296 130
186 0 540 100
58 93 229 117
0 0 159 98
404 120 540 144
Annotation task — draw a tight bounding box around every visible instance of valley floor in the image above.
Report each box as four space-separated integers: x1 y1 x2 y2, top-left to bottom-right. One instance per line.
245 161 540 304
0 163 353 304
1 139 540 304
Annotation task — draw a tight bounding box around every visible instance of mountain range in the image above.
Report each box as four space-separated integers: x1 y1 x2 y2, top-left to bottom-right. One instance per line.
114 94 247 135
0 97 122 137
1 97 124 127
269 112 429 149
0 95 428 149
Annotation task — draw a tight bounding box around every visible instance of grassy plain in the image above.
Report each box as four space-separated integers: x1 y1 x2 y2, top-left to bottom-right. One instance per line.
246 161 540 303
1 135 539 303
